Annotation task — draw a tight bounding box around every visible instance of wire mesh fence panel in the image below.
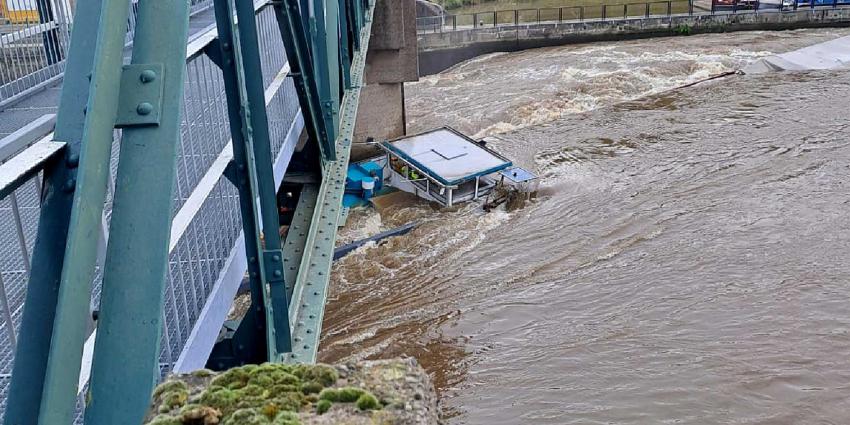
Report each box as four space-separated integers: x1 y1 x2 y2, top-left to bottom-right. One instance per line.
539 7 560 21
517 8 540 23
560 6 584 20
495 9 517 25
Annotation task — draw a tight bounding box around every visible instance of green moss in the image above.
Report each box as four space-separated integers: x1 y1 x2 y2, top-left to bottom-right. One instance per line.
315 399 332 415
190 369 215 378
152 380 188 401
293 364 338 387
318 388 339 402
147 415 181 425
273 410 301 425
223 408 271 425
158 387 189 413
268 392 303 411
356 393 381 411
200 387 239 416
337 387 365 403
241 384 268 398
211 367 251 390
300 381 324 395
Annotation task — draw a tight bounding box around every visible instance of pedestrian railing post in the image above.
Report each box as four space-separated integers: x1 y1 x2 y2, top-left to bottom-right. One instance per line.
646 2 651 17
603 4 607 20
559 7 563 22
667 1 672 15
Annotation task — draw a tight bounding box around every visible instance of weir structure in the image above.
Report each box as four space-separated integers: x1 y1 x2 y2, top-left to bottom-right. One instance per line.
0 0 417 423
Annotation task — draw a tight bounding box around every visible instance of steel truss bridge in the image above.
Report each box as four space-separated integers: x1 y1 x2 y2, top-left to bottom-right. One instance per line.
0 0 377 423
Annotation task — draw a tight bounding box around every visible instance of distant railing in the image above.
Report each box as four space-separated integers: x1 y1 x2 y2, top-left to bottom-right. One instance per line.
416 0 850 33
0 0 214 110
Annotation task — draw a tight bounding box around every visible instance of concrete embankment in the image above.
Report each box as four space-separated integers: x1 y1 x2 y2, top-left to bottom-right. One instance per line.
419 8 850 75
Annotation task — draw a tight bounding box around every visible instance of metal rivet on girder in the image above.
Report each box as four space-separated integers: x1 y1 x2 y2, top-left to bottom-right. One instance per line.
136 102 154 116
66 154 79 168
306 329 312 334
304 345 309 349
273 255 280 262
274 270 282 277
63 179 76 193
139 70 157 83
250 257 257 263
251 272 258 278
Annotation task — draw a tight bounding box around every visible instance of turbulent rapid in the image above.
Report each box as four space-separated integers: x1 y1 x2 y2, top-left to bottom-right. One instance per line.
319 28 850 424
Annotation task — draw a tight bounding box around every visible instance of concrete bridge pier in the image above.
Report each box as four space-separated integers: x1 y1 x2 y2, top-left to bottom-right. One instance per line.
353 0 419 160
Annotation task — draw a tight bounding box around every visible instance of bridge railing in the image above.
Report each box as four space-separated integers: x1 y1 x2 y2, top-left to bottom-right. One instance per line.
416 0 850 33
0 0 214 111
0 0 300 419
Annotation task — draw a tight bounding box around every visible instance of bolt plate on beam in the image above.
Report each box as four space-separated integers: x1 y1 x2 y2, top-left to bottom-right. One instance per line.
115 63 165 128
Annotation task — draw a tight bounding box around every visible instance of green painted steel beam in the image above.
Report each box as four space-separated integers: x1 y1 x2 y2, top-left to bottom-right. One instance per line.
213 0 292 362
210 0 270 366
36 0 133 421
83 0 190 422
283 184 319 299
273 0 333 161
339 0 352 90
284 0 375 364
233 0 292 357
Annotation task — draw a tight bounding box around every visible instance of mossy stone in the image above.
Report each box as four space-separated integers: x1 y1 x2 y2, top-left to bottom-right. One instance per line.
147 415 181 425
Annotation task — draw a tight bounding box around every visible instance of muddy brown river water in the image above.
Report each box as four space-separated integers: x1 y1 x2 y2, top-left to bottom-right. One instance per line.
319 29 850 424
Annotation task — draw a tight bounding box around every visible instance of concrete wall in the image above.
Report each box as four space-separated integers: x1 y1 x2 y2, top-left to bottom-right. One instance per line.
418 8 850 75
354 0 419 160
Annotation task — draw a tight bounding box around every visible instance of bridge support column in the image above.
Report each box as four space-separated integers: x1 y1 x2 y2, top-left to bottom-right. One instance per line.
353 0 418 160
